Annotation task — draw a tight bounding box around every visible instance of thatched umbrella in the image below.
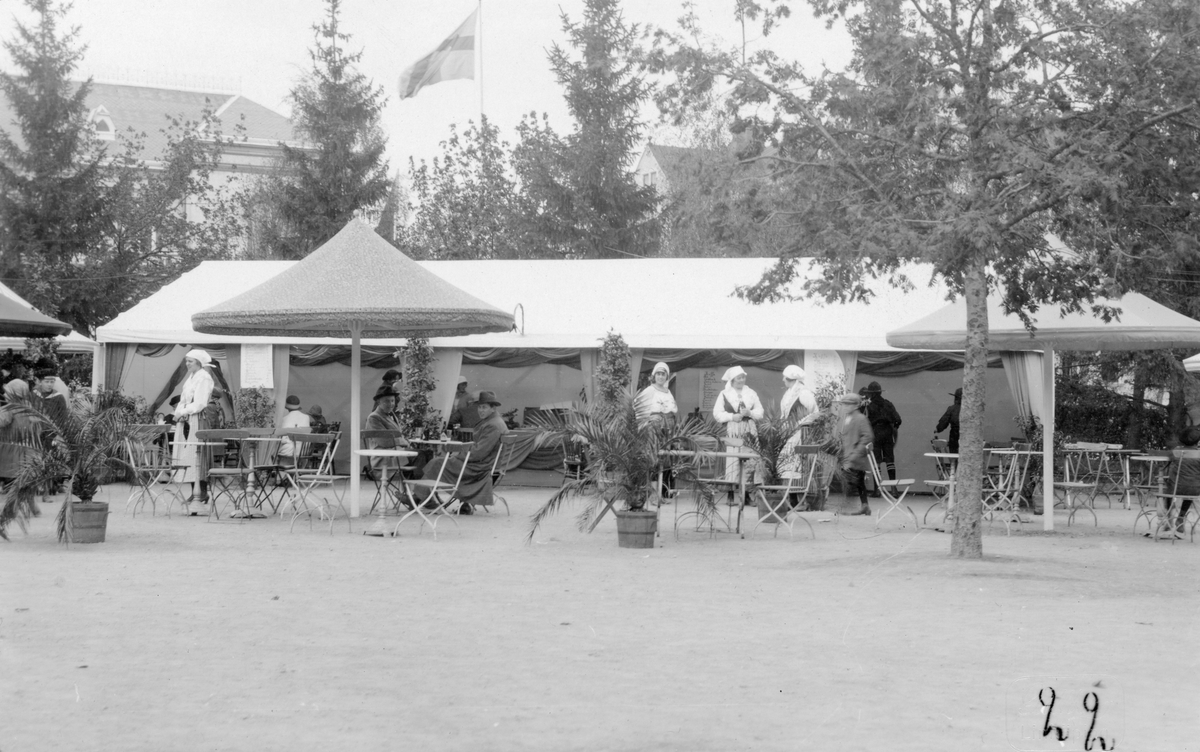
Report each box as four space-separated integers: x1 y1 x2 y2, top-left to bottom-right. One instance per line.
191 219 513 518
0 295 72 338
887 292 1200 530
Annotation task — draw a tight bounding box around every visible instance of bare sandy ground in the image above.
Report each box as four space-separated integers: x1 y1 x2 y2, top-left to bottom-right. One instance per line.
1 482 1197 752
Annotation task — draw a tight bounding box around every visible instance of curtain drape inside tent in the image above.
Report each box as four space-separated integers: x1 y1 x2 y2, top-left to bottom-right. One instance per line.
628 348 644 395
224 345 242 393
430 348 463 422
103 344 135 392
1001 352 1045 420
579 349 597 403
272 345 291 426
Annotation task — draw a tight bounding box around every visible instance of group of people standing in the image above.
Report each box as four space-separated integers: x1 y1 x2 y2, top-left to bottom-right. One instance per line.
0 360 73 485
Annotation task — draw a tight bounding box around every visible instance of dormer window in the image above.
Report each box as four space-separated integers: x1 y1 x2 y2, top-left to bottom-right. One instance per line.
90 106 115 141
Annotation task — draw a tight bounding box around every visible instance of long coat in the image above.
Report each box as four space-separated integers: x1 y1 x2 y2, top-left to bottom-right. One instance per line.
171 369 214 484
837 411 875 473
419 415 507 507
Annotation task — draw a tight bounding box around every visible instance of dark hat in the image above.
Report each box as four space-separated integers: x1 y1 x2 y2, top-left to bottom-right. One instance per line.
382 369 402 383
373 384 397 402
951 388 963 400
169 395 181 407
33 367 56 380
285 395 301 409
865 381 883 394
307 405 323 417
210 387 223 400
473 390 501 406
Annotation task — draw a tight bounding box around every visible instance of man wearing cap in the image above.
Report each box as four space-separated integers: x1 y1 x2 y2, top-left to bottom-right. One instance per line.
935 388 962 453
835 393 874 515
861 381 903 483
413 390 508 514
277 395 310 462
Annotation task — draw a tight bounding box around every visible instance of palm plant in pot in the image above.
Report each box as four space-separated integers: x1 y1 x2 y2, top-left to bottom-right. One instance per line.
526 394 718 547
0 390 143 544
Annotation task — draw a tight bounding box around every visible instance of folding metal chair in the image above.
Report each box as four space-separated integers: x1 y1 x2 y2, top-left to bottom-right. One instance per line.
196 429 252 520
867 445 918 527
361 429 411 513
284 433 351 534
485 432 518 516
1054 442 1102 526
1142 448 1200 543
123 424 187 517
396 440 472 538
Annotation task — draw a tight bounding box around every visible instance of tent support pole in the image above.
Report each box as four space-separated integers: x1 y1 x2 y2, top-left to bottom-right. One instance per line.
1043 345 1055 531
350 323 363 518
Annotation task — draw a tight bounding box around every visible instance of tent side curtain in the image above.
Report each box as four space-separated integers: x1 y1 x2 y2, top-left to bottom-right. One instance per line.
130 343 996 375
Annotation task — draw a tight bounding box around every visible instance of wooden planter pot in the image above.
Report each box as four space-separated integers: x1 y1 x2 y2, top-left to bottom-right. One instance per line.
69 501 110 544
614 509 657 548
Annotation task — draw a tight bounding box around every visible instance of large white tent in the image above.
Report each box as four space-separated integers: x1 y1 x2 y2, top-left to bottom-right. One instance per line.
97 257 1025 478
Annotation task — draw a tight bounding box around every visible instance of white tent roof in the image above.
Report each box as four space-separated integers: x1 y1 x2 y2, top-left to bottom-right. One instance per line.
97 258 952 351
0 280 96 353
1185 352 1200 372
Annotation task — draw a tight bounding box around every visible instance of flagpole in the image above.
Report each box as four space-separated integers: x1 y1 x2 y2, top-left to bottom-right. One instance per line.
478 0 484 120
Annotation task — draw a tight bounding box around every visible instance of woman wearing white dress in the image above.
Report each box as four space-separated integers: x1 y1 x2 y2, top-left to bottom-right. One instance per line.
172 349 216 514
636 362 677 429
712 365 764 487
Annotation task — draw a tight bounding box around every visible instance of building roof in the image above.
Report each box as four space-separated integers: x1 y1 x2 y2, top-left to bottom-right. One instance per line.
97 257 952 351
0 82 296 162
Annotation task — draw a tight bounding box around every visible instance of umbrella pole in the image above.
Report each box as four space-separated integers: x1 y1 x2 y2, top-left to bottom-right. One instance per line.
350 322 363 519
1042 344 1055 532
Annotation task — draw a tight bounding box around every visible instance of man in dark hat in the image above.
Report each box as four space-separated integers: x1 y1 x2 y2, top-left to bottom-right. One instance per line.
412 390 509 515
861 380 903 485
32 364 69 426
935 388 962 453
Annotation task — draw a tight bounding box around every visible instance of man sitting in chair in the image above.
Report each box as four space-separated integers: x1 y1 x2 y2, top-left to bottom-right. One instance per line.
412 390 509 515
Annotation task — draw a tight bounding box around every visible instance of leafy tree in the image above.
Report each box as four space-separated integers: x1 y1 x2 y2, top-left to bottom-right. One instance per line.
0 0 246 335
402 118 520 260
261 0 390 259
513 0 659 259
653 0 1200 557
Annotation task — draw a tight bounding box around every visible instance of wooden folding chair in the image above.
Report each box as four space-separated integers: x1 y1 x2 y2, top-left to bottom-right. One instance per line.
867 445 918 528
395 441 473 538
485 432 518 516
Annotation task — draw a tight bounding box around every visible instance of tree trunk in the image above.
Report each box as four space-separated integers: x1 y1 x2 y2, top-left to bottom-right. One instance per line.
1167 371 1187 446
952 260 988 559
1125 360 1149 449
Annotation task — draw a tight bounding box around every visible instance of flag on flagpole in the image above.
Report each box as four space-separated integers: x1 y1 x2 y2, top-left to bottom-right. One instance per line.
398 9 477 100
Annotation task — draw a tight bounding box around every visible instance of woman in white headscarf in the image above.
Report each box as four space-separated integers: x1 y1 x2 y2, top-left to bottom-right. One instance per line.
712 365 763 487
778 365 821 479
172 349 216 514
636 362 677 429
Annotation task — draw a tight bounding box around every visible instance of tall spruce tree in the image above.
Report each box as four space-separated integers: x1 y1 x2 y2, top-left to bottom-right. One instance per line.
513 0 659 259
0 0 105 300
264 0 390 259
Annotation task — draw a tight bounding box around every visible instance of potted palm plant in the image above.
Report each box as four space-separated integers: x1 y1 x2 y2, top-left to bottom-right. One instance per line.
0 390 143 544
526 394 718 547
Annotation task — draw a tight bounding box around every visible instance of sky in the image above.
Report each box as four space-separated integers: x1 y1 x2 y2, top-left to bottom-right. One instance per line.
4 0 852 172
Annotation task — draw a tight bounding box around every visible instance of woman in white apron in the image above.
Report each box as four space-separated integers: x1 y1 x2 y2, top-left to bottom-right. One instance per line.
172 349 215 515
712 365 763 490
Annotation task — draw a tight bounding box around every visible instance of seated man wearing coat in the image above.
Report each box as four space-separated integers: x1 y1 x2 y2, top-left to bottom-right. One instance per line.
412 390 508 515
